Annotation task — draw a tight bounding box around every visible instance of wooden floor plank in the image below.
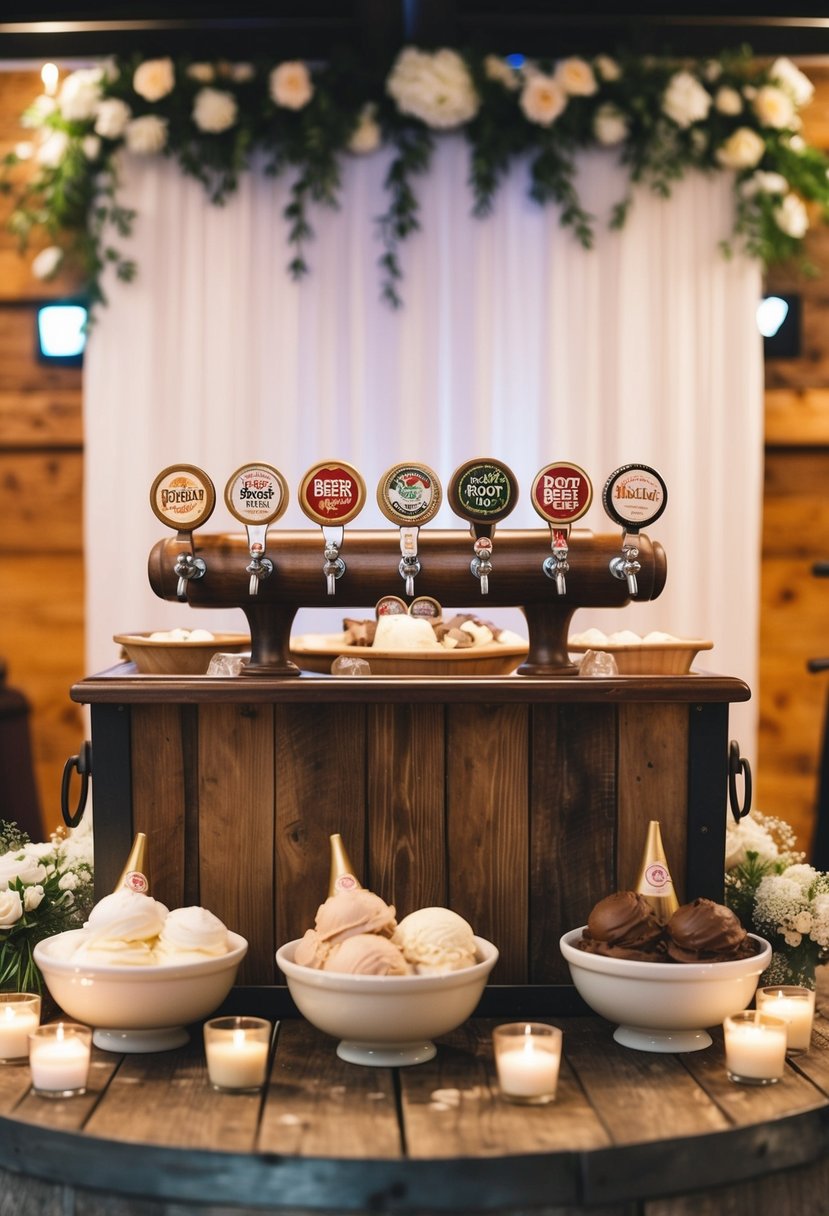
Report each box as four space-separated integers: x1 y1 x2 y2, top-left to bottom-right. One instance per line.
12 1047 120 1132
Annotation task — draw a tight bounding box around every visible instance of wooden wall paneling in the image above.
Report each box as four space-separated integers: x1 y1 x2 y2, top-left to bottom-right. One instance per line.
365 703 446 916
616 705 689 903
0 450 82 552
446 702 528 984
197 703 275 984
529 704 617 984
273 703 367 956
0 389 83 447
129 703 189 911
764 390 829 447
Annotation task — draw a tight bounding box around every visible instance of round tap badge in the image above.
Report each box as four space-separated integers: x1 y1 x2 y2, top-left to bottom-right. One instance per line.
224 463 289 527
531 462 593 526
602 464 668 531
150 465 216 531
376 462 442 526
375 595 408 616
448 458 518 524
299 461 366 526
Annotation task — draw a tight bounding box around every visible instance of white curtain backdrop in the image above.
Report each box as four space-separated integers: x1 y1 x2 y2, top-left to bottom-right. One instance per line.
84 138 764 758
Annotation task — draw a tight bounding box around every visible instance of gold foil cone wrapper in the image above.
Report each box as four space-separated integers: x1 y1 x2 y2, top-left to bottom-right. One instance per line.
634 820 679 922
114 832 150 895
328 833 362 897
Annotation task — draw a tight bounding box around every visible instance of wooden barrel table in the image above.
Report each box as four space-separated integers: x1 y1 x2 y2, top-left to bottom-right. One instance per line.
3 999 829 1216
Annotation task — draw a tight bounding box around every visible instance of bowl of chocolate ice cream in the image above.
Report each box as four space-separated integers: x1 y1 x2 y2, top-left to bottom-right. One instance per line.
560 893 771 1053
276 891 498 1066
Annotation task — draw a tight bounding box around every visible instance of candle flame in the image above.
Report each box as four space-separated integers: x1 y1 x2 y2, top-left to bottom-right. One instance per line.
232 1028 246 1048
41 63 59 96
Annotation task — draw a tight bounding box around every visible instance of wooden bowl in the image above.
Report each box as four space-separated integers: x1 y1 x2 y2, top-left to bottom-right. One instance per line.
567 638 713 675
114 632 250 675
289 635 528 676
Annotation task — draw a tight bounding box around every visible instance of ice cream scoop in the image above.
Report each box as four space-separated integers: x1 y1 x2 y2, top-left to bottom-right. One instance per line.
666 898 755 962
314 888 397 945
393 906 478 973
578 891 666 961
83 889 169 944
373 615 441 651
155 905 230 962
294 928 332 970
323 933 411 975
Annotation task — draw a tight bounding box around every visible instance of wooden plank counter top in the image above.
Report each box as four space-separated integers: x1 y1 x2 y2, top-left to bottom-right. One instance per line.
3 1008 829 1216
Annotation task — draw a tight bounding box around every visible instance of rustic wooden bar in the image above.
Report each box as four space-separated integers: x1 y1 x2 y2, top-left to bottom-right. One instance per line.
3 1007 829 1216
71 666 751 998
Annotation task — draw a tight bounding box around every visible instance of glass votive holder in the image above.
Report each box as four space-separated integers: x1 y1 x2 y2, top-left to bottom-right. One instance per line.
723 1010 787 1085
0 993 41 1064
28 1022 92 1098
755 986 816 1054
493 1022 563 1105
204 1016 271 1093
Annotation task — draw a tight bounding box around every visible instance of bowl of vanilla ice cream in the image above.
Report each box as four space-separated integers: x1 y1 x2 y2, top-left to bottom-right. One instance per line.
568 629 713 675
276 893 498 1066
34 889 247 1052
114 629 250 674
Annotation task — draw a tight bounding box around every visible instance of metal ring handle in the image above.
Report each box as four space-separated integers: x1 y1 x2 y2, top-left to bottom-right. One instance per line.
61 740 92 829
728 740 752 823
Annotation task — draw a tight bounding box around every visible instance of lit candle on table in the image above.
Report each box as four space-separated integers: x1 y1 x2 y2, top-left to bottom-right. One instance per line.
493 1022 562 1105
28 1023 92 1097
755 986 816 1053
723 1011 787 1085
0 994 41 1063
204 1017 270 1092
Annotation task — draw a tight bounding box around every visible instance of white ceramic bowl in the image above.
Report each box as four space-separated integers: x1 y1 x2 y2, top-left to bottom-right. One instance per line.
560 927 771 1053
34 929 248 1053
276 936 499 1066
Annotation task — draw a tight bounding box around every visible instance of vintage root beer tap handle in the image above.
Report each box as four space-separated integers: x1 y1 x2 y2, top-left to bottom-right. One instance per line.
150 464 216 601
448 458 518 596
299 461 367 596
224 463 289 597
376 462 443 598
530 461 593 596
602 463 667 598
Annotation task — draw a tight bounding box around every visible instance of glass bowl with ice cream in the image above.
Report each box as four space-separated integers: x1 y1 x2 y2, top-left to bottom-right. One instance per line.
34 889 247 1052
560 892 771 1053
277 894 498 1066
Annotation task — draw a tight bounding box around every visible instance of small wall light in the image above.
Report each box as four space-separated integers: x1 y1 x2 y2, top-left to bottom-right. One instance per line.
757 293 801 358
36 303 88 367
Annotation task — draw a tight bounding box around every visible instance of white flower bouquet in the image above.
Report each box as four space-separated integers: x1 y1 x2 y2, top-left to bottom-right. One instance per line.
725 811 829 988
0 818 94 994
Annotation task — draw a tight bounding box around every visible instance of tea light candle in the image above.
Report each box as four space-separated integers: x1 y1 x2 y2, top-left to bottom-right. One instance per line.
0 994 41 1063
28 1023 92 1097
755 986 816 1053
723 1011 787 1085
493 1022 562 1105
204 1016 270 1092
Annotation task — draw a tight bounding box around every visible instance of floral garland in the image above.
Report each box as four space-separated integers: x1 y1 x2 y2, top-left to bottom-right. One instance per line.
2 45 829 311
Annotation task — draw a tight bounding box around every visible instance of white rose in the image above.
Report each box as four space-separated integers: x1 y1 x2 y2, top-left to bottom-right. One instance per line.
724 812 779 870
192 87 238 133
133 57 175 102
593 103 628 146
662 70 712 127
483 55 520 91
0 853 47 889
58 68 102 122
22 95 57 128
770 57 814 107
231 63 255 83
520 72 567 127
269 61 314 110
187 63 215 83
594 55 621 82
82 134 101 159
753 85 796 130
774 193 809 239
31 246 63 280
0 890 22 929
94 97 132 139
58 871 79 891
14 140 34 160
386 47 479 129
36 130 70 168
347 104 381 155
787 133 807 153
555 56 597 96
739 169 788 198
125 114 168 154
714 86 742 116
715 126 765 170
703 60 723 83
24 885 45 912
